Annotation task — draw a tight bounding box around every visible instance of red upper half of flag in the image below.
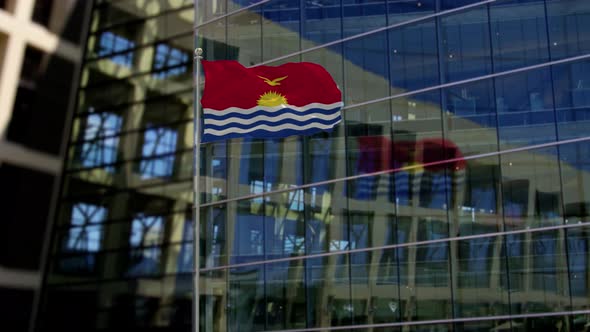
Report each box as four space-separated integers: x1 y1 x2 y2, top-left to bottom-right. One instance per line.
201 60 342 110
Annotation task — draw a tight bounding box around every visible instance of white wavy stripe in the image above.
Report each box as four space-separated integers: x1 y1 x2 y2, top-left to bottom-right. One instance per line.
204 110 341 126
204 118 342 136
203 101 343 116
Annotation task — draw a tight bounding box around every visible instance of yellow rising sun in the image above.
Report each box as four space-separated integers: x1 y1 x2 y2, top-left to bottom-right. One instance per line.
257 91 288 107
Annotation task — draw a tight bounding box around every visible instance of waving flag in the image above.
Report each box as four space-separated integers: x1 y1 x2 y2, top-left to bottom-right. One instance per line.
200 60 343 142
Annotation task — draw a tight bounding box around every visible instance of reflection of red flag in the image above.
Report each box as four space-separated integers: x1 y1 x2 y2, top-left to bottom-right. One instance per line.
356 136 466 172
357 136 391 172
417 138 466 171
392 141 412 166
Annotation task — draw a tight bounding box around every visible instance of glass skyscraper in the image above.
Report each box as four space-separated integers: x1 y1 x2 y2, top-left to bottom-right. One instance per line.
38 0 590 331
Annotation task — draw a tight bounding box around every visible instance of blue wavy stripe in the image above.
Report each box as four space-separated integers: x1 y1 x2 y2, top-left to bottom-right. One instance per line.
203 106 341 121
202 125 339 143
204 115 341 131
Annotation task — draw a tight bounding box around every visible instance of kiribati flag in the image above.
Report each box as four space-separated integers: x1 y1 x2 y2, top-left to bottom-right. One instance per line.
200 60 343 142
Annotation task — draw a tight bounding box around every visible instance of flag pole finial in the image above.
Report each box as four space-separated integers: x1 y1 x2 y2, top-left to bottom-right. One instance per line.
194 48 203 59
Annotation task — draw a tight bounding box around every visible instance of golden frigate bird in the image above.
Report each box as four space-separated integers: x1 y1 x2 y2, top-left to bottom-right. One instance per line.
257 75 288 86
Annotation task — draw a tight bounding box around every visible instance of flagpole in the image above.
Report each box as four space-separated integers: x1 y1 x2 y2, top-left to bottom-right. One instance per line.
193 47 203 332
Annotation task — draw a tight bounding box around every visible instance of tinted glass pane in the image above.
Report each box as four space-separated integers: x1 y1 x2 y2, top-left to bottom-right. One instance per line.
355 219 401 325
343 0 387 37
454 234 510 318
306 254 352 328
227 198 265 264
302 0 342 46
390 19 439 93
453 155 502 238
139 127 179 179
560 141 590 225
201 270 226 332
456 320 512 332
301 118 348 260
265 137 303 192
76 112 122 170
227 265 265 330
197 20 233 61
567 227 590 311
303 127 346 201
387 0 435 25
308 189 349 255
495 68 557 149
440 0 485 10
401 241 452 321
501 147 563 230
227 139 264 199
197 0 226 23
344 31 389 105
265 260 307 329
203 141 228 203
504 230 570 315
94 31 136 67
265 190 306 258
227 7 262 65
443 79 498 156
490 0 549 72
547 0 590 60
227 261 308 330
262 0 301 62
440 5 492 82
553 59 590 140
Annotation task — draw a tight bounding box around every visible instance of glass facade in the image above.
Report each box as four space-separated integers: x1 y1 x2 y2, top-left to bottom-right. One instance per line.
38 0 590 331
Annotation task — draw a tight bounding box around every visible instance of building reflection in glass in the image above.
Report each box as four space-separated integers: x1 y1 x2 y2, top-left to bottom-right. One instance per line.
37 0 590 331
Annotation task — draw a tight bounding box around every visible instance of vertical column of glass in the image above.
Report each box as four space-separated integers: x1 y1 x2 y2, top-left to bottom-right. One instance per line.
259 1 307 329
549 1 590 326
196 0 228 331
